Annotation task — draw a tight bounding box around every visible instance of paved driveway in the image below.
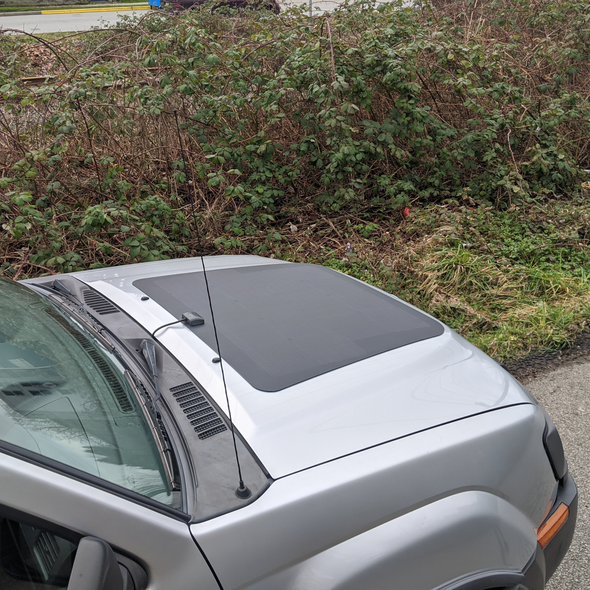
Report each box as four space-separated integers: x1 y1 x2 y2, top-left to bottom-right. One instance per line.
527 362 589 588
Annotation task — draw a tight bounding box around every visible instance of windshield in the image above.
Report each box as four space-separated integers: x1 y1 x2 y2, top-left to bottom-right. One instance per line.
0 277 176 507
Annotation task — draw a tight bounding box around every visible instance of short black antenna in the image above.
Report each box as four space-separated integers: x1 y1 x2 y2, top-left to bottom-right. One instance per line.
173 110 251 500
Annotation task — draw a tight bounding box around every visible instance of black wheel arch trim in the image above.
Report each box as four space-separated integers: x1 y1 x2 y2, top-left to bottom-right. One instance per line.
435 571 525 590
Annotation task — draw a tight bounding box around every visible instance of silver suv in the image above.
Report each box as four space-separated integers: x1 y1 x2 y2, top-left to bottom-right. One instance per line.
0 255 576 590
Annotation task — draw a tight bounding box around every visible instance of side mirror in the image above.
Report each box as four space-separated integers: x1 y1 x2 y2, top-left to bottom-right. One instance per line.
67 537 142 590
0 518 146 590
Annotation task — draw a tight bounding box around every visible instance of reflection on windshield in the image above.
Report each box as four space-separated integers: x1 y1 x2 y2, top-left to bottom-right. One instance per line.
0 277 176 507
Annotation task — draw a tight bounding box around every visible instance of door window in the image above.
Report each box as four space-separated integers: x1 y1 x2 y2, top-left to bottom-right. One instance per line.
0 515 77 590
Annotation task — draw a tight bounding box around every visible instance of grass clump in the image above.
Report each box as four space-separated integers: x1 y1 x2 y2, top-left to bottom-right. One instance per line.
412 200 590 359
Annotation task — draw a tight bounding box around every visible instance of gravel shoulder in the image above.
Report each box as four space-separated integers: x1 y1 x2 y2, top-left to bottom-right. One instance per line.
505 329 590 384
512 341 590 589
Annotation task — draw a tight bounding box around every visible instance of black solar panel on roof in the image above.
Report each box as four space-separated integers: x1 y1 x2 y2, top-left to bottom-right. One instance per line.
134 263 444 392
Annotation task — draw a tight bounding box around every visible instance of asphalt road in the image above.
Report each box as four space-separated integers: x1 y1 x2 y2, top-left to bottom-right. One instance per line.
527 361 589 589
0 8 148 34
0 0 362 34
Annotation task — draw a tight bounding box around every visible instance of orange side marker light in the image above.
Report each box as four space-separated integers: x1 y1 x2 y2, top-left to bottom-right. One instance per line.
537 503 569 549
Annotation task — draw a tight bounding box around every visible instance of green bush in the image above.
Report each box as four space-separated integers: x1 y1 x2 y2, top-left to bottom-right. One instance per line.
0 0 589 274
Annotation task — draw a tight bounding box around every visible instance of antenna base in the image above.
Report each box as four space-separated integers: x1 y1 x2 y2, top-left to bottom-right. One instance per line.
236 483 252 499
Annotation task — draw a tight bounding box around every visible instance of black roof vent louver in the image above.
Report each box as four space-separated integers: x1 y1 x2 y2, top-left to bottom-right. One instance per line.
83 289 120 316
169 382 227 440
44 308 134 413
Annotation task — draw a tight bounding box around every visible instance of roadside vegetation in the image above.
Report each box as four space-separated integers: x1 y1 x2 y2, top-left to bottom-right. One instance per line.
0 0 589 362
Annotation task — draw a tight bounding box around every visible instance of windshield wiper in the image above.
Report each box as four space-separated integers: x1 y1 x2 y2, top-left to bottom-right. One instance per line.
34 279 81 307
140 340 162 405
125 370 178 491
32 284 116 350
52 279 75 299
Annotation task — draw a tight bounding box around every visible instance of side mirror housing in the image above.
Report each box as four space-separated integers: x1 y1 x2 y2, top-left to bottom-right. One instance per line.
67 537 133 590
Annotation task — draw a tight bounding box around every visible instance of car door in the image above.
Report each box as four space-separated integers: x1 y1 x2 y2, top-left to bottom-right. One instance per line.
0 447 221 590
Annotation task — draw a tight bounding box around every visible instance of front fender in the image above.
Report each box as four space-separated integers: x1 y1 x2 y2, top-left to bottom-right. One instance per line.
191 405 555 590
249 491 537 590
